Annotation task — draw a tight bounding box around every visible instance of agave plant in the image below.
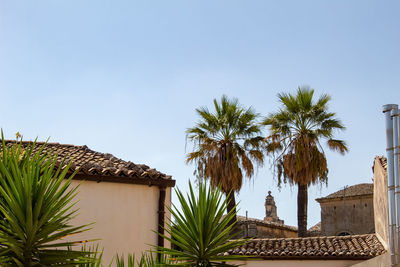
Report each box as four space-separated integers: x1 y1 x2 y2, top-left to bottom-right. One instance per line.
0 136 94 266
158 182 248 267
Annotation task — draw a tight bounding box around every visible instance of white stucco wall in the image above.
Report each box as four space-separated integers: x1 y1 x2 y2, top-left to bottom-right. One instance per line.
234 259 363 267
68 180 171 265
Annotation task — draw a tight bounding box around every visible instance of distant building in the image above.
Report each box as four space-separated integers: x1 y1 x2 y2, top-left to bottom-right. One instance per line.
264 191 284 224
316 183 374 236
237 191 297 238
230 157 390 267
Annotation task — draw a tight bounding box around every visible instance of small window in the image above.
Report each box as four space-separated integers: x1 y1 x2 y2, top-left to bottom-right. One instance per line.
365 203 367 207
353 204 356 208
334 206 336 210
338 232 351 236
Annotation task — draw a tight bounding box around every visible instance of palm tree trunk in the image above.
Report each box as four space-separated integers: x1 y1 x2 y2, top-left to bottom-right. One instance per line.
226 192 237 227
297 184 308 237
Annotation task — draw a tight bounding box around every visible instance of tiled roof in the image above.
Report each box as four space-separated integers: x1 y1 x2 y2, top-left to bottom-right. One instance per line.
307 222 322 237
316 183 373 202
3 140 175 187
226 234 385 260
236 215 297 232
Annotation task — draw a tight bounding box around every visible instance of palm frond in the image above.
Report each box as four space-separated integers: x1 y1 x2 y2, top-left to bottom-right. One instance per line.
327 139 349 155
186 96 265 195
264 87 347 187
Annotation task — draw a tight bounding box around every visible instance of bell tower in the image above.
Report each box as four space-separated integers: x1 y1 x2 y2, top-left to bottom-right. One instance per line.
264 191 284 224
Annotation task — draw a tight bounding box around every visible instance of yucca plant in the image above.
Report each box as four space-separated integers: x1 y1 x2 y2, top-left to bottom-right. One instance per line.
115 254 135 267
114 252 169 267
76 244 103 267
158 182 249 267
0 136 95 266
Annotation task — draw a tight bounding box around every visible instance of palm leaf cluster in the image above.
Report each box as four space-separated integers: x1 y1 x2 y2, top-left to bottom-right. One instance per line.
186 95 265 192
186 95 265 216
0 138 94 266
159 182 248 267
263 87 348 236
264 87 347 187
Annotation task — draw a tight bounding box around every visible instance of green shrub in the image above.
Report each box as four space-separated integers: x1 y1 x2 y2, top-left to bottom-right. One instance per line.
0 136 95 266
158 182 249 267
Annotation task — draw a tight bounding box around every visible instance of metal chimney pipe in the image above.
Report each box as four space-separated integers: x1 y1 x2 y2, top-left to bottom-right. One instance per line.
392 108 400 263
383 104 398 266
392 108 400 265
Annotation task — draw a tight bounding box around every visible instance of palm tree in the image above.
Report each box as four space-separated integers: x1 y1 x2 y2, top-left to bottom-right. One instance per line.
263 87 348 237
186 95 265 222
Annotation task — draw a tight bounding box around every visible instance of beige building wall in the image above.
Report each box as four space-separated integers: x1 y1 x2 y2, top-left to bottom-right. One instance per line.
234 260 363 267
350 253 390 267
68 180 171 265
372 158 389 248
351 158 391 267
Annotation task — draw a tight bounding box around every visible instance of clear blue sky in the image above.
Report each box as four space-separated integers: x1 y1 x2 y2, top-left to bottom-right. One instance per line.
1 0 399 228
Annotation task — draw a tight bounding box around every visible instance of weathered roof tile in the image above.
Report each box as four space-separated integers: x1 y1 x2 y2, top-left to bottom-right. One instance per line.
3 140 175 187
227 234 385 260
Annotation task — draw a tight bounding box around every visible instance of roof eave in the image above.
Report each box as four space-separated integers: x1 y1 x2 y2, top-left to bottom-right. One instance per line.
240 255 379 261
72 173 176 187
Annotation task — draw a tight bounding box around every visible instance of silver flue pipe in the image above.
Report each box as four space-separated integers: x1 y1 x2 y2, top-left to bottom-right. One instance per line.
383 104 398 266
392 108 400 265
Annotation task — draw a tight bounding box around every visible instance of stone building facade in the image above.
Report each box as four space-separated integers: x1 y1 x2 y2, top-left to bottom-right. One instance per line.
316 183 374 236
264 191 284 224
237 191 297 238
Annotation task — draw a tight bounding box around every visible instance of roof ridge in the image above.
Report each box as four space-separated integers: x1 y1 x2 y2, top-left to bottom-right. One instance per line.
4 139 77 147
248 233 376 241
316 183 373 201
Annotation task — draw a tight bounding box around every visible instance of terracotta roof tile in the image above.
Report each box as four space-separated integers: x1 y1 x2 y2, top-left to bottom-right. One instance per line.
226 234 385 260
3 140 175 187
316 183 373 202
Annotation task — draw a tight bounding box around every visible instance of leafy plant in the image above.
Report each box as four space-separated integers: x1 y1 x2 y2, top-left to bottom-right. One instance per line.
114 252 170 267
158 181 248 267
0 136 95 266
115 254 135 267
77 244 103 267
